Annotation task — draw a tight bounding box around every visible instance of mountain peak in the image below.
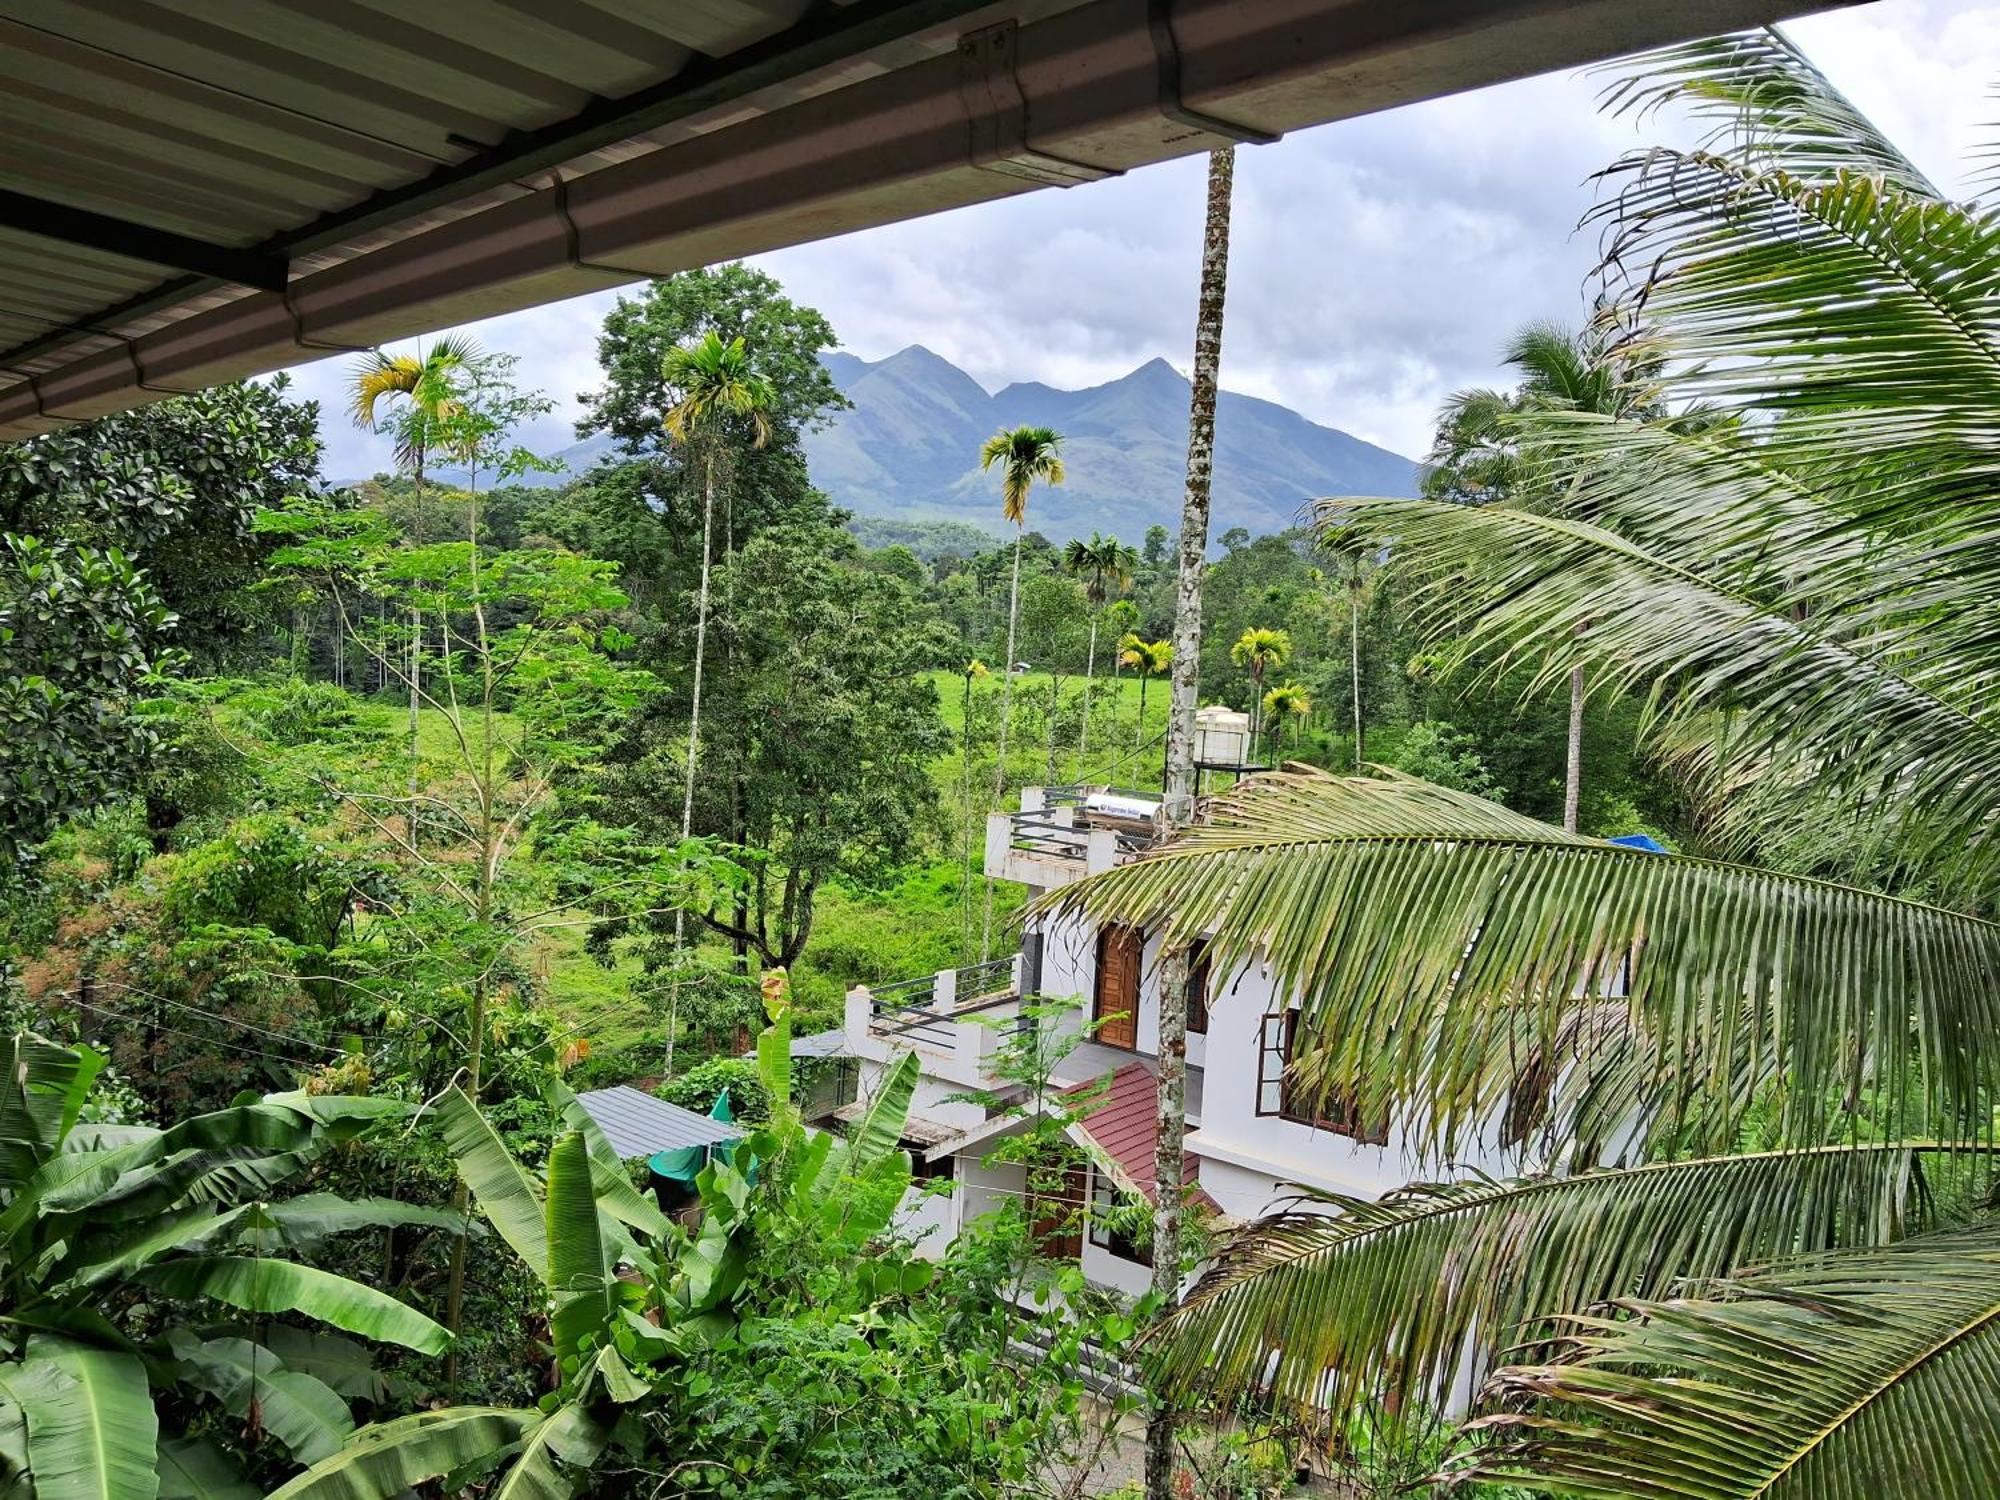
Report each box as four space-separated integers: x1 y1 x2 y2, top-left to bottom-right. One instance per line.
799 343 1418 542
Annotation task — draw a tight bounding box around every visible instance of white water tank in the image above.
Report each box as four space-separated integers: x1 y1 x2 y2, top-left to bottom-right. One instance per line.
1194 705 1251 767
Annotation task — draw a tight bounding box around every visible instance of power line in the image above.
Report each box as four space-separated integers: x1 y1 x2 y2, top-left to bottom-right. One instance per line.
57 994 338 1071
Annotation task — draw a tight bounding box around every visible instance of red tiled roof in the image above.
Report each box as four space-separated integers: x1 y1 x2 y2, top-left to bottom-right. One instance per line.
1065 1063 1222 1214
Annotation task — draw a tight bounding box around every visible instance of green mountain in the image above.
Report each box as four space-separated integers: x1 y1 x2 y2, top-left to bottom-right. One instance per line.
440 346 1418 544
804 345 1419 540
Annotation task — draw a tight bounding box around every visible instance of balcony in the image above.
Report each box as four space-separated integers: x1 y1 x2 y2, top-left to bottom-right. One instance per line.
844 954 1027 1089
984 785 1167 891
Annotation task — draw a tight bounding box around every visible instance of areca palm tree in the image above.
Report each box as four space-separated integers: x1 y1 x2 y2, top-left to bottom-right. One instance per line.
1229 627 1291 759
660 331 775 1070
1425 319 1657 831
347 334 479 830
1118 637 1172 748
979 424 1064 957
1260 680 1310 750
1063 531 1139 764
1045 31 2000 1497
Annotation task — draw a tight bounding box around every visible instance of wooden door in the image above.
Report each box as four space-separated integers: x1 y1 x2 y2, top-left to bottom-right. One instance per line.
1094 924 1141 1049
1030 1161 1088 1260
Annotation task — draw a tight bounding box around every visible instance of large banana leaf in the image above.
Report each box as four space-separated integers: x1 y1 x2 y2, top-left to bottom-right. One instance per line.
545 1133 611 1359
155 1438 257 1500
1036 769 2000 1156
57 1203 253 1289
1159 1144 1960 1418
1464 1224 2000 1498
265 1408 544 1500
135 1256 449 1354
247 1193 473 1251
256 1328 387 1402
435 1086 547 1280
169 1334 352 1465
489 1404 608 1500
0 1036 103 1186
0 1337 158 1500
838 1051 919 1178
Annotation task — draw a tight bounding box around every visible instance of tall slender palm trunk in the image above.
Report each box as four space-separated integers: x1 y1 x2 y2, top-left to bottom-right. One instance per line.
1150 144 1235 1500
1351 567 1365 768
1563 662 1584 833
982 528 1024 960
667 456 720 1076
1080 614 1098 767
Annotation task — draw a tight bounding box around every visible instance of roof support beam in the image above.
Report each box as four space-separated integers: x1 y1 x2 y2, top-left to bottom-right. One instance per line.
0 190 287 293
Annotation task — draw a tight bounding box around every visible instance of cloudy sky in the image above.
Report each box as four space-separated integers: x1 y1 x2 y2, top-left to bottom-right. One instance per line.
285 0 1997 481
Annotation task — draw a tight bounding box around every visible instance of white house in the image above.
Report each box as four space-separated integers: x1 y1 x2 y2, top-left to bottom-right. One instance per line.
840 774 1530 1293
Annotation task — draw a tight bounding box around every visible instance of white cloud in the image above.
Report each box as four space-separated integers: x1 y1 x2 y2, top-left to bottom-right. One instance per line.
279 0 1992 478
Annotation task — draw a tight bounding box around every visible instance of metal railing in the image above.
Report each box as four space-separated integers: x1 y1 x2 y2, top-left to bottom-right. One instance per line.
866 954 1023 1043
1005 785 1166 863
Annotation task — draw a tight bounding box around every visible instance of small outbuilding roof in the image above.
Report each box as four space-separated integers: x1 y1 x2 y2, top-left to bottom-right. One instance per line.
740 1028 848 1061
575 1085 744 1162
1065 1063 1222 1215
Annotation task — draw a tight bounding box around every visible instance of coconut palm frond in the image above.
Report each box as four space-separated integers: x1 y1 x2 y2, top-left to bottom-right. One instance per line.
1464 1223 2000 1499
1588 149 2000 464
1035 769 2000 1156
1161 1144 1971 1418
1594 27 1937 195
1314 493 2000 882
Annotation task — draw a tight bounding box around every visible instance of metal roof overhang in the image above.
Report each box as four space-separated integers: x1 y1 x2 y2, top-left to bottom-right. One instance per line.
0 0 1842 443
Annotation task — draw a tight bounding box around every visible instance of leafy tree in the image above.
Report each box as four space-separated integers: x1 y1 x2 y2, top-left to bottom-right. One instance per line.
603 522 952 977
578 263 845 455
978 426 1066 953
1056 34 2000 1497
0 380 324 866
0 1035 454 1499
1063 531 1139 762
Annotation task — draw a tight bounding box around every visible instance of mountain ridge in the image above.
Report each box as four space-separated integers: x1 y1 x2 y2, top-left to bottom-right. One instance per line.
381 346 1419 539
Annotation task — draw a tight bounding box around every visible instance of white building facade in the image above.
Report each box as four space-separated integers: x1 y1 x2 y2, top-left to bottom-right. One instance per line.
838 783 1527 1292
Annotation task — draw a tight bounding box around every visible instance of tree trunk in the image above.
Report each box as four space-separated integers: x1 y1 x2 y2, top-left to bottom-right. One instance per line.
1080 614 1097 766
1563 661 1584 833
408 462 424 850
1149 144 1235 1500
982 528 1025 960
667 454 721 1076
961 674 976 962
1351 569 1364 769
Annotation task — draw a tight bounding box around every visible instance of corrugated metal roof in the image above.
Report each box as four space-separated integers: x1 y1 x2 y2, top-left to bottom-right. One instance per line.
1065 1062 1220 1213
739 1027 848 1060
575 1085 744 1161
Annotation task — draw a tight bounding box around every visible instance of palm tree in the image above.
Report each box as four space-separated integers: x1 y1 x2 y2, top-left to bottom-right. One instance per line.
1118 637 1171 749
660 331 775 1071
1424 319 1658 831
1047 33 2000 1497
1063 532 1139 765
1148 144 1241 1500
347 334 479 838
1261 680 1310 751
1229 627 1291 759
959 658 988 961
979 425 1064 958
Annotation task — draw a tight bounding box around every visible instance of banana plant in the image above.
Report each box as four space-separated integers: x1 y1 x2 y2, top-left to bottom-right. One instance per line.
0 1033 458 1499
274 981 926 1498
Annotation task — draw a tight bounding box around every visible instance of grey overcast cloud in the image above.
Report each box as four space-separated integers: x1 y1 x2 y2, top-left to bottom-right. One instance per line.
286 0 1998 483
